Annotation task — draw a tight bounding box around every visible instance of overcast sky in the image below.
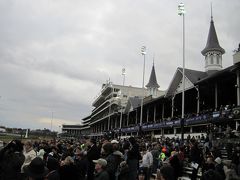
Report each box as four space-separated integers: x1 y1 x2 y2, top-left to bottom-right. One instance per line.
0 0 239 131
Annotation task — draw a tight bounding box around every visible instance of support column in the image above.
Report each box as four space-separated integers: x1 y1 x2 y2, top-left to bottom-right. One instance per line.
174 128 177 135
115 117 117 128
171 96 175 118
135 109 138 124
215 83 218 110
197 87 200 114
154 105 156 122
162 103 165 120
237 70 240 106
147 108 149 123
190 127 193 133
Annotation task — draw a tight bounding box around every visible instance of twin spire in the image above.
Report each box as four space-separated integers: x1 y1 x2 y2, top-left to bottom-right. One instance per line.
201 4 225 74
201 5 225 55
146 62 160 89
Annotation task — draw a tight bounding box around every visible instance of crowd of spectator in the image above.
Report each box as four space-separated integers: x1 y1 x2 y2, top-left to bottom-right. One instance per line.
0 134 240 180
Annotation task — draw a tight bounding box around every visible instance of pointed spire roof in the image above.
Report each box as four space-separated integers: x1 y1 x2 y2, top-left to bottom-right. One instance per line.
146 63 160 88
201 14 225 55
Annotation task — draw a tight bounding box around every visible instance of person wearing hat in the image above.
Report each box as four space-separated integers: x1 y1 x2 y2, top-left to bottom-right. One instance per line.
111 140 120 152
93 158 109 180
23 157 49 180
215 157 226 179
86 138 100 180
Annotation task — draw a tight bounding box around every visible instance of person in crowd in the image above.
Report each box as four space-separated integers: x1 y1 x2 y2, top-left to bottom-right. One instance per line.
48 146 60 161
189 140 202 180
23 157 49 180
127 137 141 180
201 169 223 180
138 168 145 180
140 146 153 180
202 156 215 173
169 151 181 179
37 148 45 160
46 156 60 180
232 145 240 176
0 139 25 180
22 140 37 171
117 160 129 180
93 158 109 180
214 157 226 179
74 147 89 180
101 142 118 180
86 138 100 180
151 142 160 174
156 165 175 180
59 156 78 180
111 139 120 152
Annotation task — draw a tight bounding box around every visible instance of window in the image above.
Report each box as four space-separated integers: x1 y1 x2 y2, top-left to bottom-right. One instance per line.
217 56 220 64
211 56 214 64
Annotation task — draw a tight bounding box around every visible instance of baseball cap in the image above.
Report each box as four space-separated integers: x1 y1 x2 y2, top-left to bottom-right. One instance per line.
111 140 119 144
113 150 123 158
93 158 107 167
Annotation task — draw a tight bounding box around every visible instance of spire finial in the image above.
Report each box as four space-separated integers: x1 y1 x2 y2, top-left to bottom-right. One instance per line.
211 3 213 21
153 53 155 65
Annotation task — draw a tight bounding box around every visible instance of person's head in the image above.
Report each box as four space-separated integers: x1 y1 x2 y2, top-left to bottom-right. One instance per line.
111 139 119 151
113 151 123 159
61 156 74 166
23 157 48 180
93 158 107 172
101 142 113 156
206 157 214 164
86 138 96 147
5 139 23 153
74 148 83 160
156 165 175 180
51 146 58 154
25 140 33 152
128 137 136 145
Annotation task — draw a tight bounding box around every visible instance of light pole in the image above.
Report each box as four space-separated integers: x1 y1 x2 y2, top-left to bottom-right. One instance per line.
178 2 185 142
140 46 146 129
122 68 126 86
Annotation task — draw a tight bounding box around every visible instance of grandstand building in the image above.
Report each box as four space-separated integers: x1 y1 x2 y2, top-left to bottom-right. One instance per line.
62 13 240 139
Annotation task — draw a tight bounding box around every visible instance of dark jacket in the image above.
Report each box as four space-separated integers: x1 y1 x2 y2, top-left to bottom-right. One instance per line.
0 151 25 180
190 145 202 164
94 170 109 180
47 170 60 180
105 153 118 180
87 144 100 180
59 164 79 180
75 157 89 179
